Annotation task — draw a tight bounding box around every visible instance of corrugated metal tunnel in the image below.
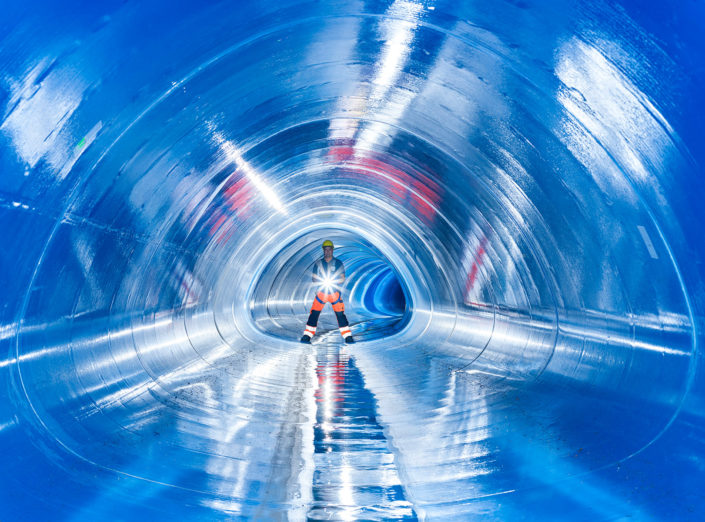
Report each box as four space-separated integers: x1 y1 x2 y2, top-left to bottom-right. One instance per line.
1 1 704 520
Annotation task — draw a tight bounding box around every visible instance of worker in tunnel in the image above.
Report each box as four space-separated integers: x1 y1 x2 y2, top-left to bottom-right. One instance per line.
301 240 355 344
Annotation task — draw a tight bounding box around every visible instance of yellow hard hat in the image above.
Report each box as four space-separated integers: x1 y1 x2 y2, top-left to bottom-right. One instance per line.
322 240 334 249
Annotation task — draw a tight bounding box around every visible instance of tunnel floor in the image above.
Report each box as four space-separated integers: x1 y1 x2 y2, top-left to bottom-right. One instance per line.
2 305 703 520
308 345 417 521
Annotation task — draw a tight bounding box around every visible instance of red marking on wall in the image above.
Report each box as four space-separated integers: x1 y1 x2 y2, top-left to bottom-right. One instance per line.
206 171 256 244
326 143 442 225
465 235 489 302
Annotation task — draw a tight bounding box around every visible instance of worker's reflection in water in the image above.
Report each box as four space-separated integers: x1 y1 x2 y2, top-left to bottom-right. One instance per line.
301 240 355 344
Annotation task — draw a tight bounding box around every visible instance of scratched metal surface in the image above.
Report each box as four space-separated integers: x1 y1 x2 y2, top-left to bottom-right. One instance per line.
0 0 704 520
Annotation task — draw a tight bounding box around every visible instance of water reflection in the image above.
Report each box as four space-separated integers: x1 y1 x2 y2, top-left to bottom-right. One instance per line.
310 346 416 521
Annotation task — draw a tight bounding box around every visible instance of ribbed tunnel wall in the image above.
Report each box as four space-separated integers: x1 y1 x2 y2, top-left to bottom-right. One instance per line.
1 1 704 520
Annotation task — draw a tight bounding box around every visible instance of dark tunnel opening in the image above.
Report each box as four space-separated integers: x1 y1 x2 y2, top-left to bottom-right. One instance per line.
362 268 406 316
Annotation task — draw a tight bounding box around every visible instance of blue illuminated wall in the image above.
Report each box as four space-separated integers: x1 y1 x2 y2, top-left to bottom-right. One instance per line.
0 0 703 519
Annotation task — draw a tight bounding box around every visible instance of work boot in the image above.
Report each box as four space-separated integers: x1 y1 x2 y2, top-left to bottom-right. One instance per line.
345 336 355 344
300 335 311 344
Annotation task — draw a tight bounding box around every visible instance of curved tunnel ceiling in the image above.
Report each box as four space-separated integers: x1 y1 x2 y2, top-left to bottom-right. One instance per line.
1 0 704 519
